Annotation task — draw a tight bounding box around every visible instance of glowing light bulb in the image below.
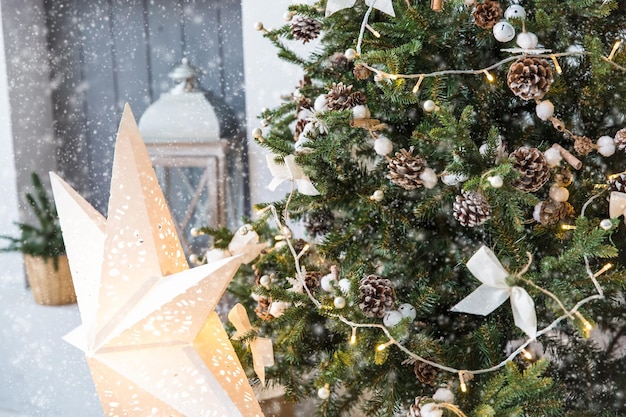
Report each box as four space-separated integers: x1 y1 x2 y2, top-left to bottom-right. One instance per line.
483 70 495 83
377 341 392 351
365 24 381 38
412 75 425 94
522 349 533 360
561 224 576 230
550 55 562 75
593 263 613 278
350 328 357 345
608 40 623 61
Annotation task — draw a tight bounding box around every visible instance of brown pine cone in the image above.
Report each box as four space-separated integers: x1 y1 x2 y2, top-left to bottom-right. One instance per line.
329 52 350 69
414 361 437 386
353 63 372 80
539 198 574 225
608 173 626 193
473 0 502 29
387 148 427 190
255 296 272 320
453 191 491 227
304 271 323 291
510 147 551 192
294 118 310 141
553 167 573 187
304 208 334 236
573 136 595 156
507 56 554 100
346 91 367 107
325 82 354 111
290 16 321 44
359 274 396 318
615 128 626 152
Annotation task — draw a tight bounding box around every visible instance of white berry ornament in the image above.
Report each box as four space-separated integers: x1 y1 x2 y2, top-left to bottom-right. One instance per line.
383 310 404 327
543 147 562 167
516 31 539 50
493 21 515 43
536 100 555 121
398 303 417 321
597 135 616 157
374 135 394 156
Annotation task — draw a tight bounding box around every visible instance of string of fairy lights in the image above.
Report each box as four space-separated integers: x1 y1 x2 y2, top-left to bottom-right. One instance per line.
250 0 626 408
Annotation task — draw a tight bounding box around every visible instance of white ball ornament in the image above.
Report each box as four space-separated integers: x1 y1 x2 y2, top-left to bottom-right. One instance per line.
259 274 271 288
283 11 294 21
374 136 394 156
441 173 468 186
338 278 351 293
383 310 403 327
398 303 417 321
352 104 370 120
543 147 562 167
318 385 331 400
314 94 328 112
432 387 455 403
504 4 527 20
516 31 539 50
254 21 264 31
600 219 613 230
549 185 569 202
334 296 347 309
419 168 438 189
321 274 337 292
252 128 263 139
535 100 555 121
371 190 385 202
269 301 290 318
488 175 504 188
345 48 357 61
493 21 516 43
423 100 437 113
597 135 616 157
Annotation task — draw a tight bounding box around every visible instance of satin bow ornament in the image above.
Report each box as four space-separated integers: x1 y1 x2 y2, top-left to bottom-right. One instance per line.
609 191 626 222
228 303 275 386
204 225 267 264
326 0 395 17
451 246 537 339
266 154 320 196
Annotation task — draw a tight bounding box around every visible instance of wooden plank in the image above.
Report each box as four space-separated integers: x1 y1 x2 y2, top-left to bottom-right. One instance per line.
110 0 151 117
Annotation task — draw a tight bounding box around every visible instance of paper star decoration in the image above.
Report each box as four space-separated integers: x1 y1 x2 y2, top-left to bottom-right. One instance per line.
50 104 265 417
325 0 396 17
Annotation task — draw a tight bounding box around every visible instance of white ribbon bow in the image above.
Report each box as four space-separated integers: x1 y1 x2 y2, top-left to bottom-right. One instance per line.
609 191 626 222
266 154 320 196
229 303 275 386
451 246 537 339
204 225 267 264
326 0 396 17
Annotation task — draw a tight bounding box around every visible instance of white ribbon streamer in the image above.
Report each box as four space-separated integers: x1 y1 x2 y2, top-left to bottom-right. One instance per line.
204 225 267 264
266 154 320 196
609 191 626 221
326 0 395 17
451 246 537 339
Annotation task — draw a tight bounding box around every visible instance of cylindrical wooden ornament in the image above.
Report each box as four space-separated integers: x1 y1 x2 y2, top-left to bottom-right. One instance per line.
431 0 443 11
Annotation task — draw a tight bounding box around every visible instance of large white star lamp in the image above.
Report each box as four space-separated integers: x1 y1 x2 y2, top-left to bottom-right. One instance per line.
50 104 264 417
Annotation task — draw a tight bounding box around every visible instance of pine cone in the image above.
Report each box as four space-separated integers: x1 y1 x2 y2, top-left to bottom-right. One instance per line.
305 208 334 236
290 16 321 44
510 147 551 192
608 173 626 192
573 136 595 156
507 56 554 100
353 63 372 80
539 198 574 225
553 167 573 187
255 296 272 320
304 270 323 291
615 128 626 152
346 91 367 107
359 274 396 318
473 0 502 29
414 361 437 386
325 82 354 111
329 52 350 69
294 118 310 141
453 191 491 227
387 148 427 190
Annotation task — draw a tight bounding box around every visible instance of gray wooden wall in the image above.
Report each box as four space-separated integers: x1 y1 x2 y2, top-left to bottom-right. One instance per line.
43 0 248 214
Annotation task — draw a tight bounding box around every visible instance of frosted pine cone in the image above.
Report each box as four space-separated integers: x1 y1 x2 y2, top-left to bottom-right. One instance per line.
615 128 626 152
304 208 334 236
414 361 437 386
507 57 554 100
539 198 574 225
328 52 350 69
290 16 321 44
387 148 427 190
510 147 551 192
353 63 372 80
304 270 322 292
325 82 354 111
255 296 272 320
573 136 595 156
294 118 310 141
346 91 367 107
473 0 502 29
608 173 626 193
453 191 491 227
359 274 396 318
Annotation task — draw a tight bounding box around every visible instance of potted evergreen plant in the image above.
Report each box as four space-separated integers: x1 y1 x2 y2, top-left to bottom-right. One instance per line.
1 172 75 305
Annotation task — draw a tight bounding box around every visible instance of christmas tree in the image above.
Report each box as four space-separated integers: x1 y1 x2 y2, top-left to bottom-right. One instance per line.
204 1 626 415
